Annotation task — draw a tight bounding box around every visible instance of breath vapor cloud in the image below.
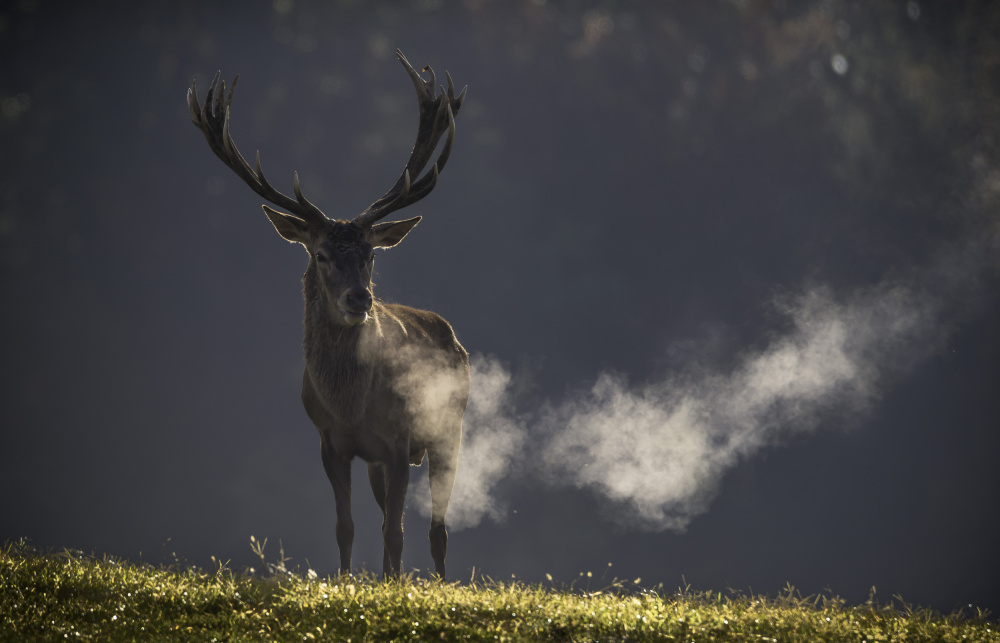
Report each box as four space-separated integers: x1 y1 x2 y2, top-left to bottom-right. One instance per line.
539 281 939 530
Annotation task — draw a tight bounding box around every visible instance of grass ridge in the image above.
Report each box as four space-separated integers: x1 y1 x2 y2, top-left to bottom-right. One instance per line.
1 539 996 642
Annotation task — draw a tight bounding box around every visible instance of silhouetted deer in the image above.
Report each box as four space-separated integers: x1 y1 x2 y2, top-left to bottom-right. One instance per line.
187 50 469 580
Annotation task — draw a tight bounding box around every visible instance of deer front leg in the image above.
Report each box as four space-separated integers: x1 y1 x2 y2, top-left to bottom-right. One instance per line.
320 440 353 575
366 462 392 574
381 451 410 579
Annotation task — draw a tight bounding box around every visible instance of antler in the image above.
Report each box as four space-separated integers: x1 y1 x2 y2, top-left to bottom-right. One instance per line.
353 49 467 228
187 72 328 226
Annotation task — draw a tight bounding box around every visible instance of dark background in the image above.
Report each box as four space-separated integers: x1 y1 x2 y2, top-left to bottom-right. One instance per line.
2 0 998 615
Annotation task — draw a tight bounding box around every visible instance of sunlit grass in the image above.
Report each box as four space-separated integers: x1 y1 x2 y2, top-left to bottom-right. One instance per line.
2 539 996 642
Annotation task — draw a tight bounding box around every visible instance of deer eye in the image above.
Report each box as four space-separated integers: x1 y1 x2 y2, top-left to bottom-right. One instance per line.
315 253 328 263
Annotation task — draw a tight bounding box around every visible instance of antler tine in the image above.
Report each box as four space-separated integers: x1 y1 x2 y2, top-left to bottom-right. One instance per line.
353 50 465 228
188 72 328 226
445 70 468 110
434 101 457 173
186 80 201 122
213 73 226 118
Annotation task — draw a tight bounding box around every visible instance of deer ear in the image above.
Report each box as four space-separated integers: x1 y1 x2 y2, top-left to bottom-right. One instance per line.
371 216 421 248
263 205 311 244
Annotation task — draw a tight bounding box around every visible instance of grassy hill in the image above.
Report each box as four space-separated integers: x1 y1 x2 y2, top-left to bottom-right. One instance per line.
1 539 995 642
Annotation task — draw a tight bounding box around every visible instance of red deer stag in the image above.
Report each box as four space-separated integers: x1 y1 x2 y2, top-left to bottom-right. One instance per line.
187 50 470 580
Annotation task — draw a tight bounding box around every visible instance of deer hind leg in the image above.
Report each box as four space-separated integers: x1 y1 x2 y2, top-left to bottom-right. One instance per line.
379 451 410 580
427 436 460 580
320 440 353 575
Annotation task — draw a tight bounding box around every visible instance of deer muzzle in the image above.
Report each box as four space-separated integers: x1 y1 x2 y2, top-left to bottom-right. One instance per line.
339 288 373 326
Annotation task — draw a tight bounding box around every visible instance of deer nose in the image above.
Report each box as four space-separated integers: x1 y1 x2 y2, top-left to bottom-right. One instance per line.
342 288 373 313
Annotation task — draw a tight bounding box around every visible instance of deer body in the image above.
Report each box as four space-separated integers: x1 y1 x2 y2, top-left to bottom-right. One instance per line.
302 295 469 578
188 51 469 579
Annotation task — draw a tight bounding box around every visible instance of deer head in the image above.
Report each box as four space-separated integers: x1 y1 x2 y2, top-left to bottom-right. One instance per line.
187 50 466 326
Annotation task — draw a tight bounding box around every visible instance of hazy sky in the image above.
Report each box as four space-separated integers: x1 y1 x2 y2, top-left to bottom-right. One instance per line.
1 0 998 614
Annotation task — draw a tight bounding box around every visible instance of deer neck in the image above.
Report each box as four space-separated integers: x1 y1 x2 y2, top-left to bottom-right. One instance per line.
301 268 380 421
